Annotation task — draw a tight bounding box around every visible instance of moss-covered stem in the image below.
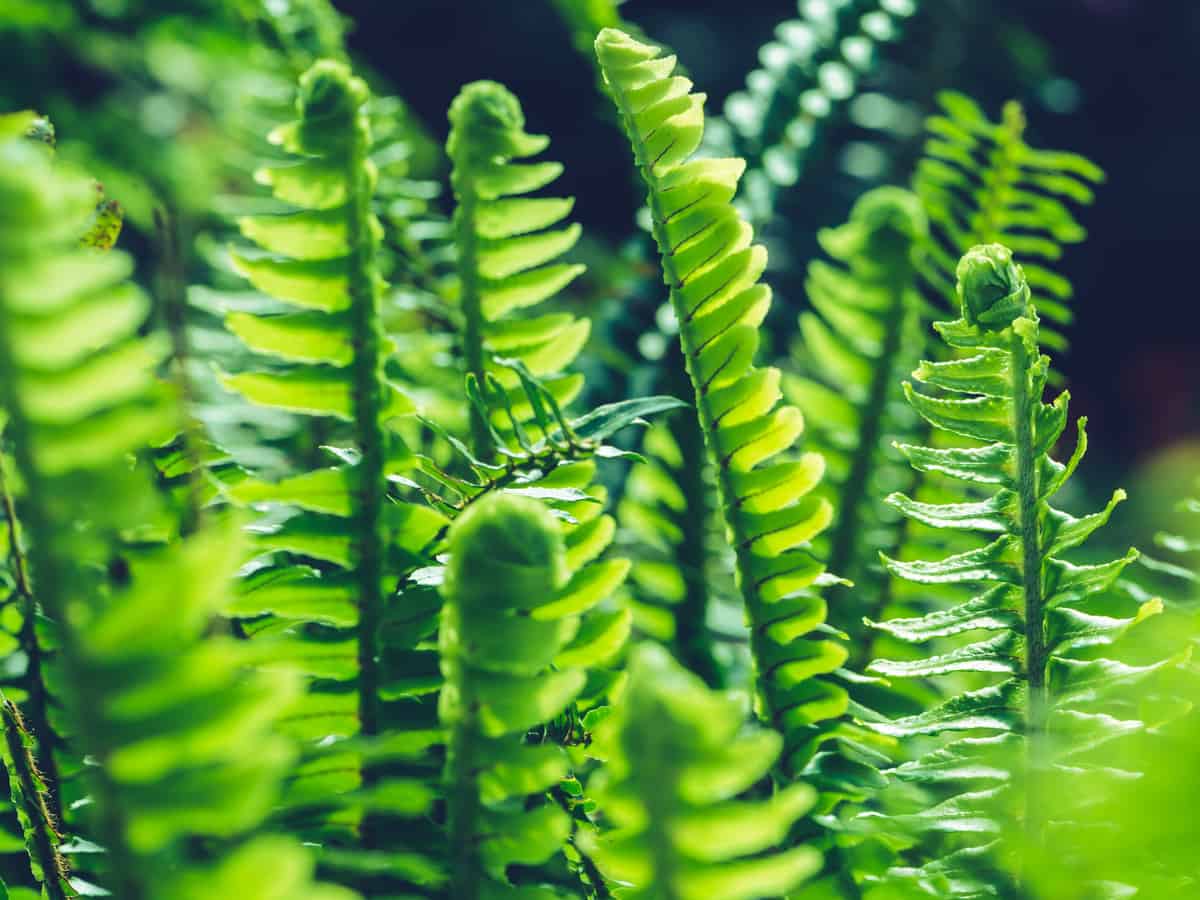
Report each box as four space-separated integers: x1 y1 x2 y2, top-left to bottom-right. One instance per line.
1 700 69 900
1009 326 1047 849
0 446 61 822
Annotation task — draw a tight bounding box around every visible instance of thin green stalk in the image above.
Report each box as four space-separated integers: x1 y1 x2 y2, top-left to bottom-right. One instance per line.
344 115 387 755
445 667 482 900
153 207 204 536
1009 328 1046 851
449 156 493 459
0 448 61 823
1 700 69 900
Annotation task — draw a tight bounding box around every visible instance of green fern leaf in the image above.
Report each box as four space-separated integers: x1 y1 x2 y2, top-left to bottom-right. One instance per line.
866 244 1151 896
596 24 844 772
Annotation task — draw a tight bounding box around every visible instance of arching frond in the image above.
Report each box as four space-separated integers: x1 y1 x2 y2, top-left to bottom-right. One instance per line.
595 28 847 774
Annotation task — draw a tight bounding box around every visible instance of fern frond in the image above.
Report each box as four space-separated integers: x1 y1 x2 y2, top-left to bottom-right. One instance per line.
866 244 1150 894
914 92 1104 357
203 59 462 894
596 26 845 773
447 80 589 457
786 186 928 639
440 493 621 898
581 642 822 897
710 0 920 225
0 134 351 899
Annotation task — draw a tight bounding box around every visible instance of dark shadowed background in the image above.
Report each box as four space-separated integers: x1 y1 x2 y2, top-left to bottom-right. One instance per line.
335 0 1200 487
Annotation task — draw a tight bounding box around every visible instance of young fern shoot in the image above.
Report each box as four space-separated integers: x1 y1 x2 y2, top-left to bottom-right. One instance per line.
867 244 1154 895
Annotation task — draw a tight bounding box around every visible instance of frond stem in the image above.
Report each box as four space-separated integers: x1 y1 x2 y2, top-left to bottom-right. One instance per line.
1010 327 1047 853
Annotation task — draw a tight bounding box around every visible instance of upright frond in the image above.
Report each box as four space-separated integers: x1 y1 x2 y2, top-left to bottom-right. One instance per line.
866 244 1152 895
595 28 847 772
786 186 928 639
447 81 589 457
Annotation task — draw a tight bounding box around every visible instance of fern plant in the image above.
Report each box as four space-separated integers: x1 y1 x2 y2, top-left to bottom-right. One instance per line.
0 132 350 900
865 244 1155 895
786 185 928 640
440 492 624 899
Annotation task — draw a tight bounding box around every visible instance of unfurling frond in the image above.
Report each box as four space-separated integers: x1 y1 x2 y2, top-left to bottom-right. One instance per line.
866 243 1152 896
582 642 822 898
440 493 615 899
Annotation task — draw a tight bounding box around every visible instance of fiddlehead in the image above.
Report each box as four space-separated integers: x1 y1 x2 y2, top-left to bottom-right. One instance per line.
865 244 1155 896
440 492 611 899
